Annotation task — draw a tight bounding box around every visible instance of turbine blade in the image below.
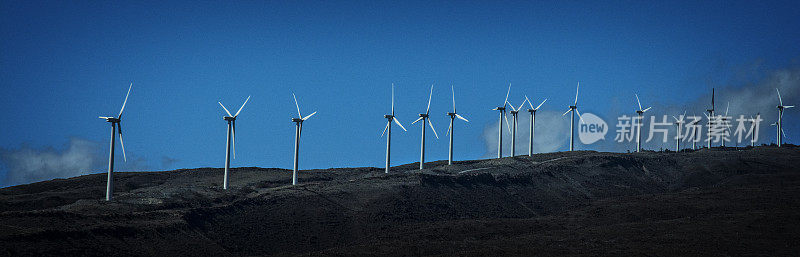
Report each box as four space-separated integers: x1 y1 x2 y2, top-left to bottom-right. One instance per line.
293 93 301 118
455 113 469 122
428 118 439 139
562 109 571 116
782 128 787 139
777 88 783 106
536 99 548 110
426 84 434 114
725 101 729 116
672 115 678 122
218 102 233 117
575 109 585 124
504 83 511 107
394 117 407 131
711 88 715 110
118 124 126 162
232 120 236 159
118 83 132 118
642 107 652 113
785 105 795 108
517 98 527 112
574 82 580 105
391 83 395 115
446 119 452 137
411 116 424 125
525 95 534 109
234 95 251 117
302 111 317 120
504 113 512 134
505 100 516 111
635 94 642 111
381 121 389 137
451 85 456 113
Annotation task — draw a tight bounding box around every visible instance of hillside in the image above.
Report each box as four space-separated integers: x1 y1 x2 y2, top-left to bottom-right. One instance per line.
2 146 800 256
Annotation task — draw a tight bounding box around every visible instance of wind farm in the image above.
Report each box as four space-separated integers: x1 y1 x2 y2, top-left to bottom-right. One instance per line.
2 1 800 256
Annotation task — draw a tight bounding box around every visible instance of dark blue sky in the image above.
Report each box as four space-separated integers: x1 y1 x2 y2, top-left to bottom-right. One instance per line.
2 0 799 186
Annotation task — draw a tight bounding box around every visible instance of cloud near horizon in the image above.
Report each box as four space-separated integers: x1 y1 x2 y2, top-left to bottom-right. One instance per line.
0 137 150 187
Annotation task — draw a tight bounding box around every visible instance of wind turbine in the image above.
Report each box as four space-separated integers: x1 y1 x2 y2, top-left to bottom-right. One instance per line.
290 93 317 185
775 88 794 147
562 82 583 151
446 85 469 165
507 98 528 157
634 94 652 152
382 83 407 173
98 83 132 201
492 83 512 158
218 95 250 190
672 111 686 152
706 88 715 149
526 96 547 156
411 84 439 169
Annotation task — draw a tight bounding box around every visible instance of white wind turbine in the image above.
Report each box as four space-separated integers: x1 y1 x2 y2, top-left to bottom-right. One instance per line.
218 95 250 190
525 96 547 156
562 82 583 151
381 83 407 173
411 84 439 169
446 85 469 165
672 111 686 152
290 93 317 185
775 88 794 147
507 97 528 157
98 83 132 201
493 84 512 158
634 94 652 152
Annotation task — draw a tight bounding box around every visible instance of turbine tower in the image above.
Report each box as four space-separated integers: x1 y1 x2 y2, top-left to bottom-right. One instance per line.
218 95 250 190
492 83 512 158
706 88 715 149
775 88 794 147
411 84 439 169
446 85 469 165
634 94 652 152
526 96 547 156
381 83 407 173
672 112 686 152
506 98 527 157
562 82 583 151
98 83 132 201
291 93 317 185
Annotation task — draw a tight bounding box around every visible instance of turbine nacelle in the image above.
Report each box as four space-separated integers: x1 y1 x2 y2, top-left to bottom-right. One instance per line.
99 117 120 123
384 114 394 119
494 106 506 111
419 113 429 118
291 117 303 123
223 116 236 121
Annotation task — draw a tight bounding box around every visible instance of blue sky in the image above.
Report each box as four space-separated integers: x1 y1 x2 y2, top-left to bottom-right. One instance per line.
2 0 799 186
